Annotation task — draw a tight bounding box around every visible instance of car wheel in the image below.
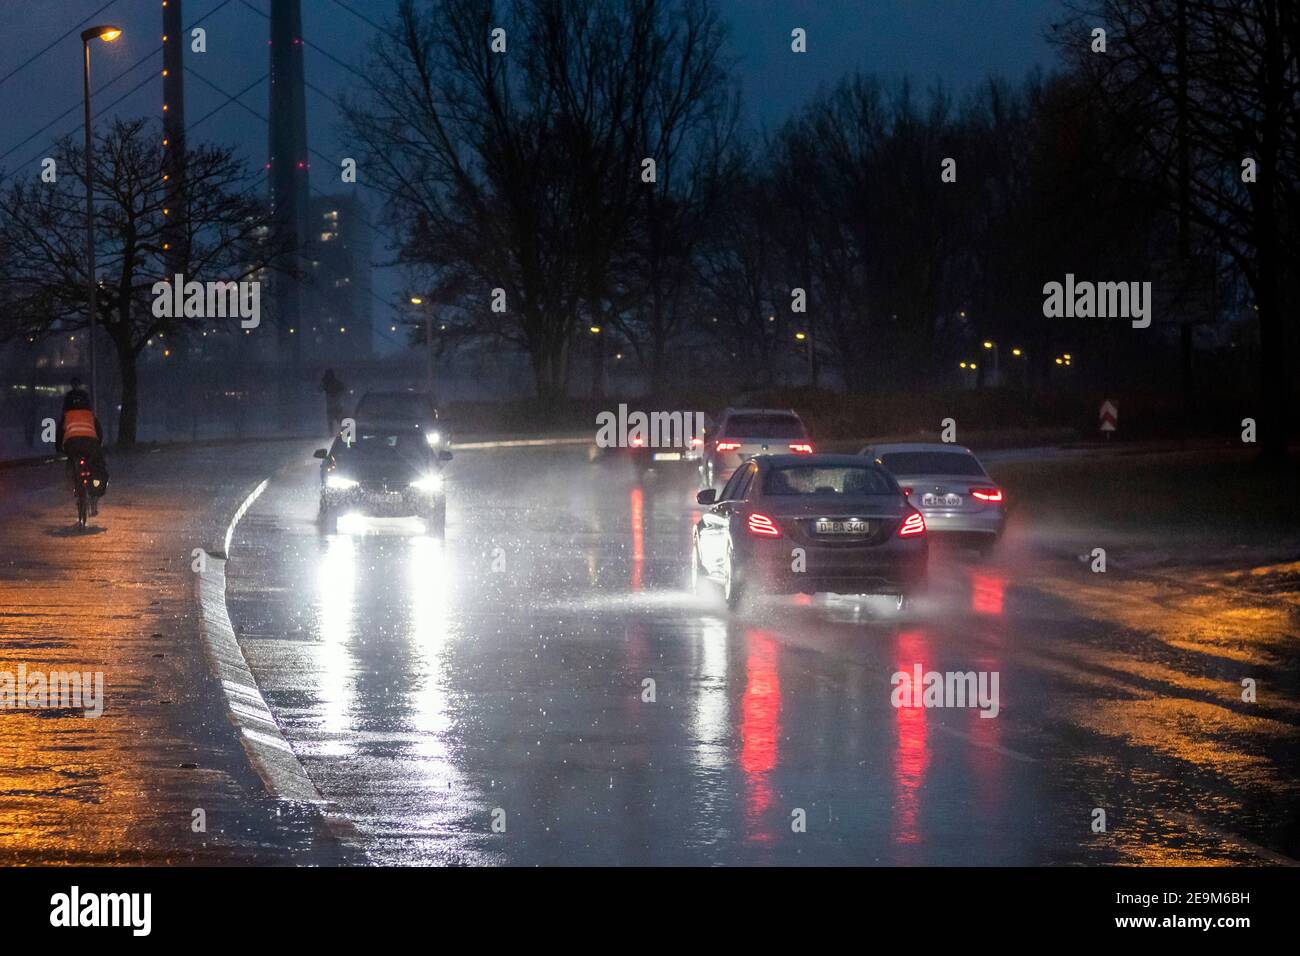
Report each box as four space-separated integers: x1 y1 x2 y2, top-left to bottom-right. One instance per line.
722 547 745 611
319 501 338 534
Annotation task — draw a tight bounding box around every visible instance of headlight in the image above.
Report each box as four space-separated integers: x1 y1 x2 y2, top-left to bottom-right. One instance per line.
326 474 359 490
410 473 444 493
424 430 442 447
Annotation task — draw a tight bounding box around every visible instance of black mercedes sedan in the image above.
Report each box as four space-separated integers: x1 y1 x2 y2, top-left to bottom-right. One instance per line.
692 453 927 610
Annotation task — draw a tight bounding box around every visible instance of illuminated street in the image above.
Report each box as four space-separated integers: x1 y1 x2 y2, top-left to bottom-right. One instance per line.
217 443 1300 865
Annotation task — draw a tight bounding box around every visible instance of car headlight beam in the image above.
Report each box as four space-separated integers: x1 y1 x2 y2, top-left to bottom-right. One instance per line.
410 473 444 493
326 474 359 490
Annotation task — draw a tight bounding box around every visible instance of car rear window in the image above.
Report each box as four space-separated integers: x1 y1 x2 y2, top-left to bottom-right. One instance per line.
763 465 896 496
878 452 986 477
722 414 804 439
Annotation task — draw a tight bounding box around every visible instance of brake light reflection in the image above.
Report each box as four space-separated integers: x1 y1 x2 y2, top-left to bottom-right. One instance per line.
630 486 644 591
971 571 1005 616
892 630 932 854
741 630 781 844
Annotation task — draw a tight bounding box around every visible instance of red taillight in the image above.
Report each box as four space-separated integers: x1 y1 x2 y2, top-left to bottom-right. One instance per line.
716 440 741 452
899 486 913 497
898 510 926 537
630 435 645 447
746 512 781 537
970 488 1003 502
788 442 814 454
691 437 703 447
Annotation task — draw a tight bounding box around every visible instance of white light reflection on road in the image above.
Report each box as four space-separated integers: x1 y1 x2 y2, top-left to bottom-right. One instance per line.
315 532 358 742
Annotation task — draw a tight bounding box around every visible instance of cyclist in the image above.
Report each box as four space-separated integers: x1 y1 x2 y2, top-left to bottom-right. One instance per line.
56 383 106 516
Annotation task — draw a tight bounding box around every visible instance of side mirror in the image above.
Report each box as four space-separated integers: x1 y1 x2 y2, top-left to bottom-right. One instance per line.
696 489 717 505
313 448 328 459
438 450 453 462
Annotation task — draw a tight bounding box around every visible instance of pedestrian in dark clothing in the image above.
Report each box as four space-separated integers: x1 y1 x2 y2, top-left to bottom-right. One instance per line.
321 369 347 436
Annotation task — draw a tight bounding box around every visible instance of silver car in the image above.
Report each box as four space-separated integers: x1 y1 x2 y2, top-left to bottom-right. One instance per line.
700 408 813 489
860 442 1005 552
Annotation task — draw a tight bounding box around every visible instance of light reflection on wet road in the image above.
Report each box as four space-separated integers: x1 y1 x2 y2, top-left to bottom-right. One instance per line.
225 447 1300 865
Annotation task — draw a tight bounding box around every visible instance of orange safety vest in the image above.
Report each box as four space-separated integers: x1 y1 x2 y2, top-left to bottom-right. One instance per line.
63 408 97 442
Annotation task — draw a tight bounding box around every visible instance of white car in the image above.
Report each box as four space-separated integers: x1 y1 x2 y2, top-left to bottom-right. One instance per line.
860 442 1005 553
700 408 813 489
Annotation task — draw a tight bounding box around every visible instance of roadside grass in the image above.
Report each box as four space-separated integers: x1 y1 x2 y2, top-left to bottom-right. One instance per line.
989 447 1300 560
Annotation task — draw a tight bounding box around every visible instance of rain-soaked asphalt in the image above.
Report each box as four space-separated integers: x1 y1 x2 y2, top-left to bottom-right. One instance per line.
225 444 1300 866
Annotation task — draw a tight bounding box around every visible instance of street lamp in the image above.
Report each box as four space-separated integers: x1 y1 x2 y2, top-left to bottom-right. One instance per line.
981 340 999 386
407 296 435 394
81 25 122 414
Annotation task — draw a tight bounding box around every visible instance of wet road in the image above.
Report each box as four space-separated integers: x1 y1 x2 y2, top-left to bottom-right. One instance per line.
226 445 1300 865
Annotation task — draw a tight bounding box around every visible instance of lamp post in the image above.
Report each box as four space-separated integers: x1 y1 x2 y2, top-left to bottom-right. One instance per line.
410 297 434 395
80 24 122 414
981 340 999 387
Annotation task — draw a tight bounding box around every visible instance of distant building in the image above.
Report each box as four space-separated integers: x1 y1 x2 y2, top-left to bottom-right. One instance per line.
302 195 373 361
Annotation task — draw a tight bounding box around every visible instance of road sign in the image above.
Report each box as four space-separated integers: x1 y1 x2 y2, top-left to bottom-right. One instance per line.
1099 399 1118 434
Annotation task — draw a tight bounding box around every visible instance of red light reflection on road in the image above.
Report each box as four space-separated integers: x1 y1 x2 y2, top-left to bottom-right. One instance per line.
630 486 644 591
892 630 932 853
741 629 781 843
971 571 1005 616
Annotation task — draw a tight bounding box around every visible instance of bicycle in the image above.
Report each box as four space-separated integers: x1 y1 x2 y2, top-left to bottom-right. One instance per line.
72 455 97 528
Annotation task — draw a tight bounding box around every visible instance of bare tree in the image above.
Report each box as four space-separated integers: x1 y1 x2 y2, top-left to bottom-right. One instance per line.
0 118 285 443
1057 0 1300 461
347 0 732 401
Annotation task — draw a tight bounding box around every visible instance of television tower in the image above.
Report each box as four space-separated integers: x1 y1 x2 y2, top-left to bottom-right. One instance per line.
268 0 310 364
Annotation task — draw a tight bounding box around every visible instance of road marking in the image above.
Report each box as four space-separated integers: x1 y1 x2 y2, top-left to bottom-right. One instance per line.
223 478 268 557
452 437 592 449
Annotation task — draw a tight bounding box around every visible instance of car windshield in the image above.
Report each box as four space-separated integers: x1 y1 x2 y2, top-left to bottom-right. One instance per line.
355 394 434 421
335 432 430 467
723 414 803 439
763 465 896 496
878 451 987 477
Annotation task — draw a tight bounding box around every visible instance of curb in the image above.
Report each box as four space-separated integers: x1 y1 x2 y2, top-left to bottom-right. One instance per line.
195 478 324 803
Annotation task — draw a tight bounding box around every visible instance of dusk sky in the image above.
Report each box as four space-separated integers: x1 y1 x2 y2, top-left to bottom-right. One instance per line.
0 0 1066 350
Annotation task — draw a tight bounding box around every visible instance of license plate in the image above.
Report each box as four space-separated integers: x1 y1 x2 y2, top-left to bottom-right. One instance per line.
367 491 402 503
815 519 870 534
922 493 962 507
652 452 681 461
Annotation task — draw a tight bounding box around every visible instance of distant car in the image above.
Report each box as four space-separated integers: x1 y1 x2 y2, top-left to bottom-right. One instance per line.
860 442 1005 552
314 426 453 534
699 408 812 489
351 390 449 449
692 454 927 610
611 411 707 476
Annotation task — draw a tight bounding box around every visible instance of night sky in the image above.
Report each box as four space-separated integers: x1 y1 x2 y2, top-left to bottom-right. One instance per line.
0 0 1065 351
